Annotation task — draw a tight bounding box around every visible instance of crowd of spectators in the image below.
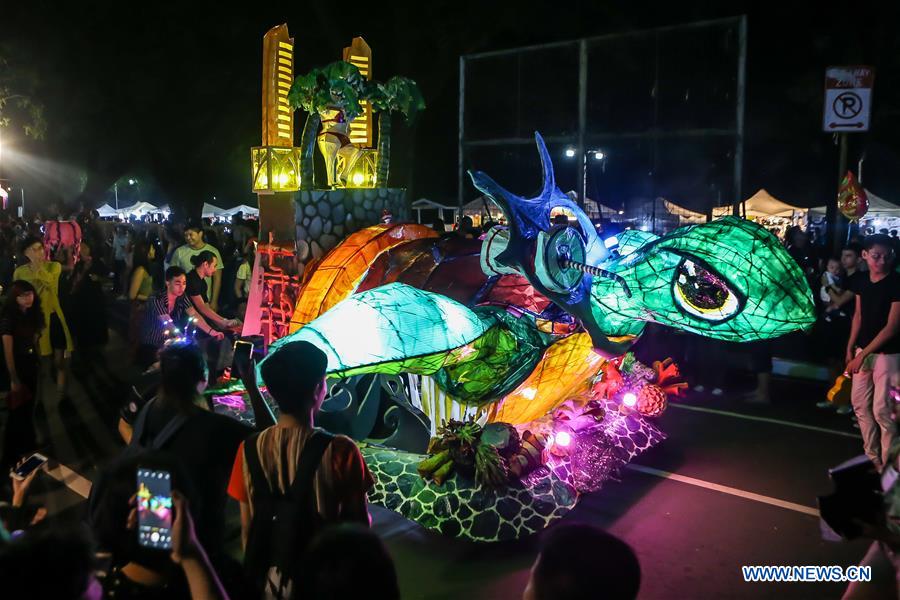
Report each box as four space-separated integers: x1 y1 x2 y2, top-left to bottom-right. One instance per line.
0 209 640 599
8 201 900 597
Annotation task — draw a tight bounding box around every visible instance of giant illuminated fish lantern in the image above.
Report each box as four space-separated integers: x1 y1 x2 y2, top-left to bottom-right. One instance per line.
253 133 815 541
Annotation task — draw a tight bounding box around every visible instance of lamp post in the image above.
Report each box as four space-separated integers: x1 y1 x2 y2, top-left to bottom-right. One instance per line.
114 178 137 210
565 147 606 212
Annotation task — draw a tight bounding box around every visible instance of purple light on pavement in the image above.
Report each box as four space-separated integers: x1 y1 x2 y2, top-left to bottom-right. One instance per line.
213 394 246 409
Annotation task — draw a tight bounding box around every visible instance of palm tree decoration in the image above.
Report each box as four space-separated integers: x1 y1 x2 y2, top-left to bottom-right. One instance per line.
366 77 426 187
288 61 366 190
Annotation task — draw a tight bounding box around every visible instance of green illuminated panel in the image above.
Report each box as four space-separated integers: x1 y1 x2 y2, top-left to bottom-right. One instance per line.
266 283 491 374
593 217 816 341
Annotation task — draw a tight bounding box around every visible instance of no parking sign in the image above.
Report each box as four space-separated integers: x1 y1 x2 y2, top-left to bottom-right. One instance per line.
823 66 874 132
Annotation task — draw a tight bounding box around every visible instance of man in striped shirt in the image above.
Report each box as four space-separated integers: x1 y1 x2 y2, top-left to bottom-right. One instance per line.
136 266 223 368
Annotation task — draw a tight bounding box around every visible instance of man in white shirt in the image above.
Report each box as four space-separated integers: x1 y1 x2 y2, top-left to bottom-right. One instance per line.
170 222 224 311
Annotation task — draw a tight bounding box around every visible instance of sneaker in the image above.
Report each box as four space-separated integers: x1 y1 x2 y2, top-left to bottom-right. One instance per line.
693 385 705 393
711 388 723 396
836 405 853 415
816 401 833 409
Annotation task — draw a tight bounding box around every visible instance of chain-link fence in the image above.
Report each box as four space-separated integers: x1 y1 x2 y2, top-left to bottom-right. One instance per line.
459 17 746 233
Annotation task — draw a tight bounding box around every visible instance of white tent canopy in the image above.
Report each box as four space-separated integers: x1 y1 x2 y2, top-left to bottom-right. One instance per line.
616 197 705 233
96 202 167 219
662 199 706 223
412 198 456 211
221 204 259 217
201 203 227 218
96 203 118 217
412 198 459 227
115 201 163 217
713 189 805 219
808 189 900 219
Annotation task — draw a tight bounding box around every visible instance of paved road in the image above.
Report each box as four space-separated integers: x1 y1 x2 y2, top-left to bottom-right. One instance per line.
3 326 878 599
371 380 872 599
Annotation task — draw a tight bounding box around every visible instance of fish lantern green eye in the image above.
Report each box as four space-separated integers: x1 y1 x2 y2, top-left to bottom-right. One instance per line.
673 258 741 321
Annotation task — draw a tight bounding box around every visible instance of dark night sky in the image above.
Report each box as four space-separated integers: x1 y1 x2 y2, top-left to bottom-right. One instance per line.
3 1 900 217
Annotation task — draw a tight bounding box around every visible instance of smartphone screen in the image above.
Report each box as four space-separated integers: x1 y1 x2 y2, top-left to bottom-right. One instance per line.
13 453 47 479
136 468 173 550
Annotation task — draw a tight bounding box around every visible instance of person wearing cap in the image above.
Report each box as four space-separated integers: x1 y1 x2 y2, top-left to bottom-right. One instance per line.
847 234 900 470
170 222 224 311
227 341 374 595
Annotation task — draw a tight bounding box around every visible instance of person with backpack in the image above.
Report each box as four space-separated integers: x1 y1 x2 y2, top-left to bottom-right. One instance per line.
226 340 374 598
114 342 250 561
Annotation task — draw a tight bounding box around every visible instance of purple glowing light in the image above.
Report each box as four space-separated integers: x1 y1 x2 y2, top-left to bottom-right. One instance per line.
213 393 246 410
556 431 572 447
622 392 638 408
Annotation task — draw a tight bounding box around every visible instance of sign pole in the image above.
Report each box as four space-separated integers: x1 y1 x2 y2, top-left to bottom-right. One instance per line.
822 66 873 255
832 132 849 255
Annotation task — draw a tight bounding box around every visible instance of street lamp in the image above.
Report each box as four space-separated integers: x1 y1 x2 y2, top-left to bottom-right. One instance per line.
564 147 608 209
114 178 138 210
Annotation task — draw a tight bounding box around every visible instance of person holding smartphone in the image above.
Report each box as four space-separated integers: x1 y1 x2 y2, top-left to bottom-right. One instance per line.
133 343 250 566
2 455 48 535
0 281 44 474
88 453 230 599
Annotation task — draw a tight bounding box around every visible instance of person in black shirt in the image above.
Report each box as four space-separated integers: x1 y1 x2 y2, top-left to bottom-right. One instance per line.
825 244 864 313
0 281 43 474
64 240 110 351
186 252 240 377
119 342 251 567
186 251 239 332
847 235 900 469
785 226 817 284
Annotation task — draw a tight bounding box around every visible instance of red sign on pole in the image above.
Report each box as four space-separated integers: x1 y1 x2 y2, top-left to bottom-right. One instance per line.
823 66 874 132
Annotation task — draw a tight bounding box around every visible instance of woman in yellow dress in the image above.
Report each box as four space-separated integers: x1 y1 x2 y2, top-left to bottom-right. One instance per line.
14 236 73 394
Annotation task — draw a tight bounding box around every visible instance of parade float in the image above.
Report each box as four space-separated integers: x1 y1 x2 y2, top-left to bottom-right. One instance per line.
211 25 817 542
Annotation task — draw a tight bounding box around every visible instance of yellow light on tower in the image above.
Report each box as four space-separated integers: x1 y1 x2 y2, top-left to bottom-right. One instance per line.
342 149 378 188
252 24 302 193
342 37 373 148
251 146 301 193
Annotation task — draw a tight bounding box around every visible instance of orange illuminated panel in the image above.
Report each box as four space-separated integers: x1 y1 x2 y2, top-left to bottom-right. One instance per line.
289 223 438 332
487 333 606 425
